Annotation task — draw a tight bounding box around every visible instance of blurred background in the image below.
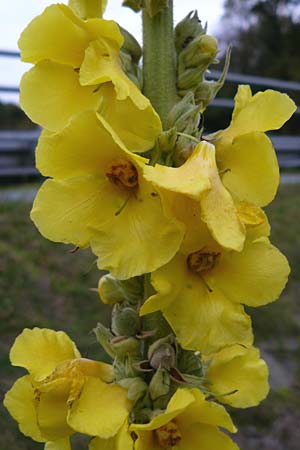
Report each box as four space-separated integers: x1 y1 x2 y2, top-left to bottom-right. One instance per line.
0 1 299 449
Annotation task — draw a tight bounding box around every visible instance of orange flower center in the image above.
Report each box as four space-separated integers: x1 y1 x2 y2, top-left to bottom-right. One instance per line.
106 159 138 188
187 249 220 273
155 421 182 448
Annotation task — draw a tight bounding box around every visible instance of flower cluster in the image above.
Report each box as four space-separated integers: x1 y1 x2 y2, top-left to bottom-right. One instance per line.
4 1 296 450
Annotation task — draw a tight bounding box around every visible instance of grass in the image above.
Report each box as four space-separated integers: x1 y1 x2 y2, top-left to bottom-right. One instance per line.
0 183 300 450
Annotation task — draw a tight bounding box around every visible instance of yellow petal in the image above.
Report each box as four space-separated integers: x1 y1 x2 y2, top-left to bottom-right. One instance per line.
198 142 245 251
207 237 290 307
37 378 74 441
236 202 270 241
80 40 148 109
69 0 107 18
91 177 184 279
20 62 100 131
178 389 236 433
142 254 253 353
4 376 45 442
45 438 71 450
97 84 162 153
67 378 131 438
231 85 252 120
131 388 195 432
177 424 239 450
90 423 133 450
31 176 118 249
207 345 269 408
219 132 279 207
18 4 90 66
10 328 80 380
143 143 211 200
35 111 125 179
228 85 297 138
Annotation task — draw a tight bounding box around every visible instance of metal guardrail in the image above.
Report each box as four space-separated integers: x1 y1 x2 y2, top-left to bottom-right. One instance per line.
0 49 299 178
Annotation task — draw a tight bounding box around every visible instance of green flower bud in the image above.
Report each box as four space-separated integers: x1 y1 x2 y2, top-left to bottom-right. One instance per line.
118 377 148 403
157 128 177 154
93 323 115 358
149 368 170 400
112 305 140 337
98 274 143 305
120 27 142 64
177 66 205 90
175 11 205 53
111 336 140 356
148 336 176 370
180 34 218 69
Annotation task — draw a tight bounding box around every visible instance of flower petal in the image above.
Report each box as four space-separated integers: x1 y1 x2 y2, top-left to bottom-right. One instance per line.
69 0 107 19
177 424 239 450
31 176 119 248
80 40 148 109
91 179 184 279
10 328 80 380
142 254 253 353
207 345 269 408
4 375 45 442
20 62 100 131
143 143 211 200
37 378 73 441
97 84 162 153
219 132 279 207
67 378 131 438
131 388 195 432
178 389 237 433
228 85 297 138
207 237 290 307
45 438 71 450
18 4 90 66
89 423 133 450
35 111 125 179
198 142 245 251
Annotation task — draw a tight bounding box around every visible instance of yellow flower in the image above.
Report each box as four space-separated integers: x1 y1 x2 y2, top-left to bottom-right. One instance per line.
4 328 131 447
143 140 245 252
140 196 289 353
30 111 184 280
18 4 161 152
205 345 269 408
130 388 239 450
69 0 107 19
213 85 296 207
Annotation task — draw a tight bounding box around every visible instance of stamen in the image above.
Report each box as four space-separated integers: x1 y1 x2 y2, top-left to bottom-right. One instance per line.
155 421 182 448
106 159 138 188
115 196 130 216
187 249 221 273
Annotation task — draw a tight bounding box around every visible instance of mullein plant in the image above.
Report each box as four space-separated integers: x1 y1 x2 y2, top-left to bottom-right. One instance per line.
4 0 297 449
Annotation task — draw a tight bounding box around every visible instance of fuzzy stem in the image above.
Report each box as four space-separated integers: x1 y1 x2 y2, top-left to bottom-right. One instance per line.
142 2 177 128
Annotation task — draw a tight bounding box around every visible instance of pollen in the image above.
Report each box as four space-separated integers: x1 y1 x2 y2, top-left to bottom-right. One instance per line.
155 421 182 448
106 159 138 188
187 248 221 273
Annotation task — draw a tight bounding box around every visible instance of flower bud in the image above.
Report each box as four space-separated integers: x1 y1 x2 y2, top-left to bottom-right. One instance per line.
118 377 148 402
157 128 178 154
148 336 177 370
112 305 141 337
98 274 143 305
122 0 142 12
120 27 142 64
175 11 205 53
180 34 218 69
111 336 140 356
93 323 115 358
177 66 205 90
149 368 170 400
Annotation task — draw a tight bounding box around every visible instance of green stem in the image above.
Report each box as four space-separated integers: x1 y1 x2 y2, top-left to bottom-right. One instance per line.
142 2 177 128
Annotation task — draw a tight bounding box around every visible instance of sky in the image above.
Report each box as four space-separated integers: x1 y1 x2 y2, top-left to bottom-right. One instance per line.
0 0 224 103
